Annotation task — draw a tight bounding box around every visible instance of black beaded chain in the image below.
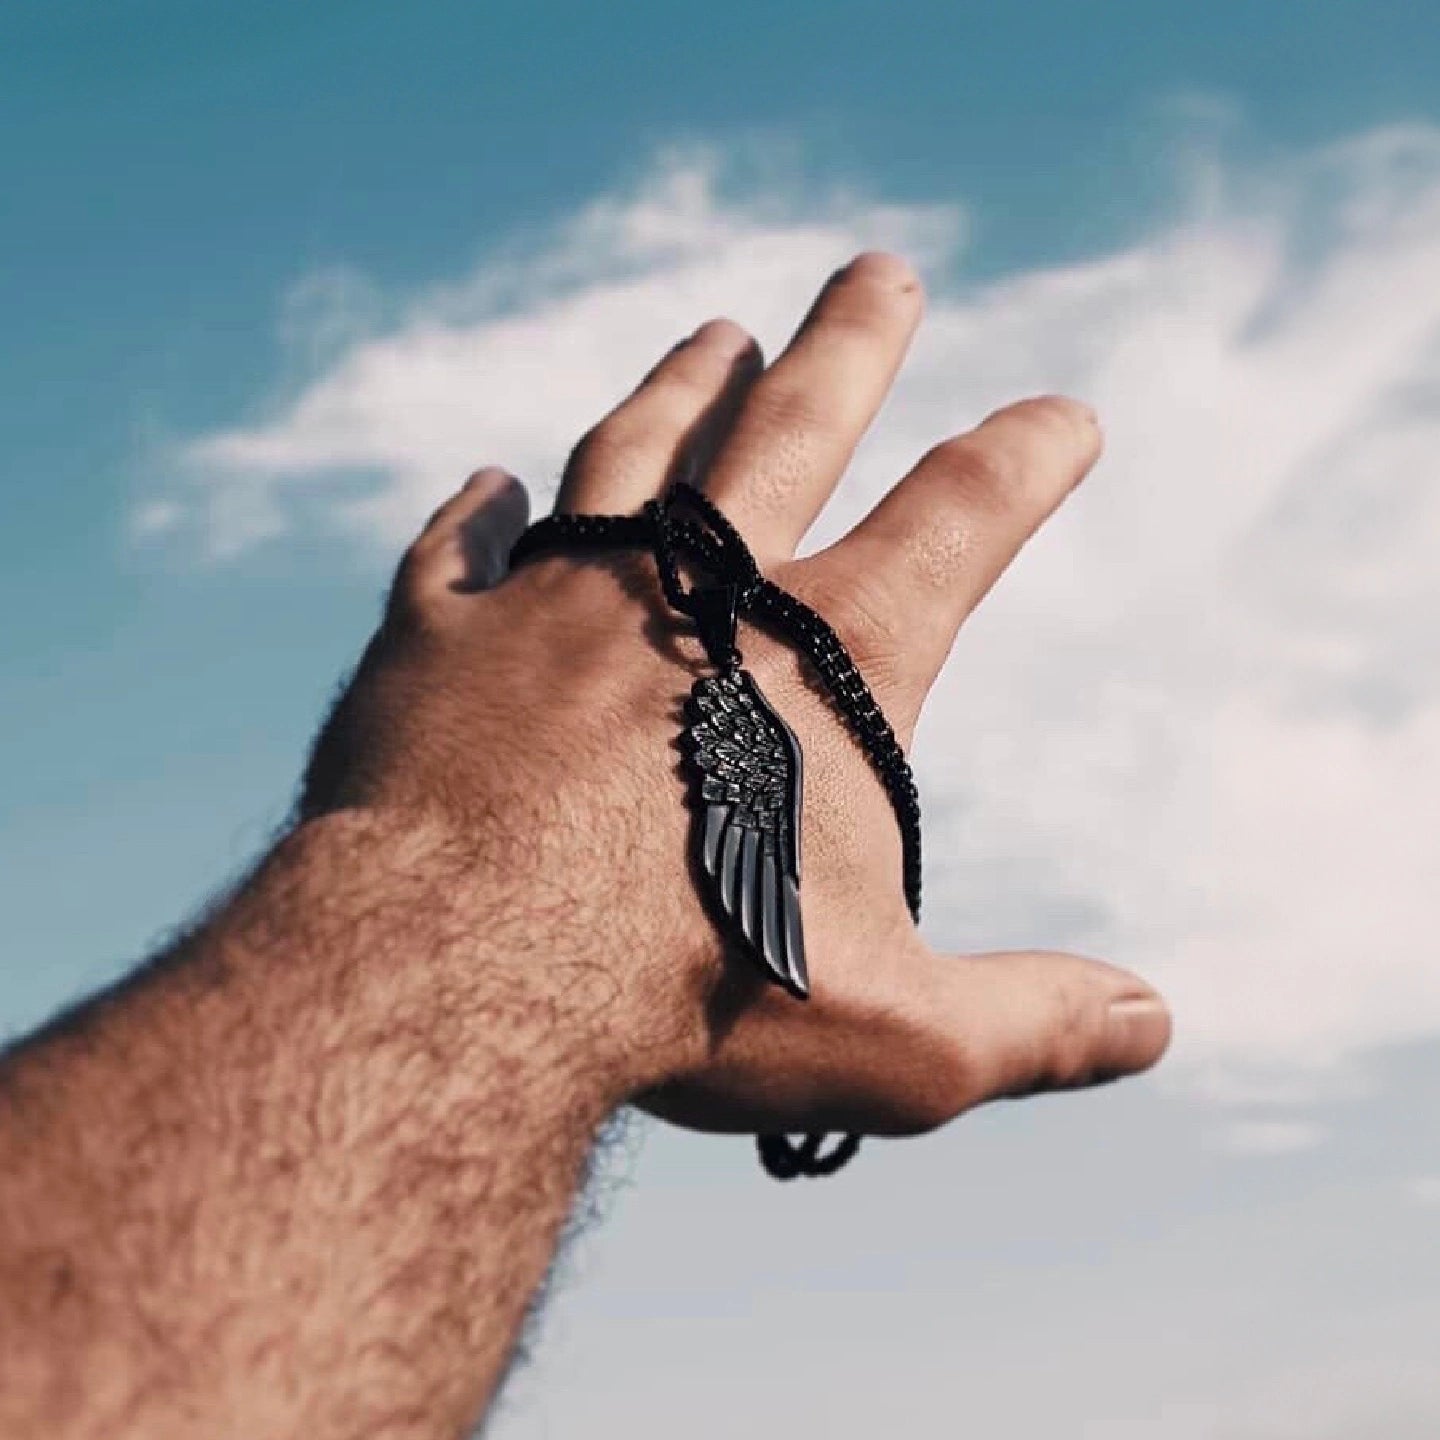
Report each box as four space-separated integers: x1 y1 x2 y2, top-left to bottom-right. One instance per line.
508 483 922 1180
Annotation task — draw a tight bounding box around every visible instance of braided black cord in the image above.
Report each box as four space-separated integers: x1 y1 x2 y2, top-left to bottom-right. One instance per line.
508 485 922 1178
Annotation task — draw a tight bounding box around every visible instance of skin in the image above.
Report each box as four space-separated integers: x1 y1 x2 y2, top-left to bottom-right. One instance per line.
0 253 1171 1440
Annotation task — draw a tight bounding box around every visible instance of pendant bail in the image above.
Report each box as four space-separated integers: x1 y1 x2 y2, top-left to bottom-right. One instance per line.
689 582 741 669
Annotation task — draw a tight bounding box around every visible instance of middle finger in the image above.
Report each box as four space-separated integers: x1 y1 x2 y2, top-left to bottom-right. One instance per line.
703 251 924 565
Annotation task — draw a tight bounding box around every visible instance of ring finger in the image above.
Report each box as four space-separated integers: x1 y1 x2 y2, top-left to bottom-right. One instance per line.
554 318 763 515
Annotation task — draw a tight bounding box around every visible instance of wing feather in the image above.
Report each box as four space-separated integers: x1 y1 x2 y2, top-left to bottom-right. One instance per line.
719 815 744 917
760 850 786 988
781 874 807 995
702 803 728 877
686 668 808 998
738 827 762 952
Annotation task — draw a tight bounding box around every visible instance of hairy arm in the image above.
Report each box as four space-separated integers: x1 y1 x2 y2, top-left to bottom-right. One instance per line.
0 255 1170 1439
0 814 650 1439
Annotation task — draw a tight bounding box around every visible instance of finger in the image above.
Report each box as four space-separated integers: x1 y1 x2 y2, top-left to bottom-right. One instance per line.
810 395 1102 694
395 467 530 609
703 251 924 564
555 318 763 515
932 949 1171 1112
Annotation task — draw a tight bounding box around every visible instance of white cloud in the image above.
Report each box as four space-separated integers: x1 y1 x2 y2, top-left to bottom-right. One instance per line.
1218 1119 1328 1156
169 153 961 555
157 129 1440 1107
1406 1175 1440 1206
128 498 183 540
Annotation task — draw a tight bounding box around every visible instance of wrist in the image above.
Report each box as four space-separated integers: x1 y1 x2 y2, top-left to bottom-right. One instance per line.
275 807 710 1110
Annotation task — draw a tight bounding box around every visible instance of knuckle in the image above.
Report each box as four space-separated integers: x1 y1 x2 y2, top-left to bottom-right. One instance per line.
389 545 456 633
743 379 832 443
387 557 430 628
563 423 602 477
392 540 430 598
564 422 647 487
662 351 724 397
1042 983 1103 1089
795 568 907 693
925 434 1026 522
832 574 896 656
660 352 740 405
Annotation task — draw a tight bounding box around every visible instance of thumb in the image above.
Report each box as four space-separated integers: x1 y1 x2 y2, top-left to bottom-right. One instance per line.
933 949 1172 1107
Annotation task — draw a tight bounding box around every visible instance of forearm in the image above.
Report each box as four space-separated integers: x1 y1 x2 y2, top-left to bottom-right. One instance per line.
0 812 636 1440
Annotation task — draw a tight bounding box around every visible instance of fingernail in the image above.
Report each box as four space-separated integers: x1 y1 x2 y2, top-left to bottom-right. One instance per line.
1102 994 1172 1075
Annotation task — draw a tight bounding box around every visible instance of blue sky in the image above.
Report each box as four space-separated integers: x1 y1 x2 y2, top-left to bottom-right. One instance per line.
5 3 1440 1434
5 0 1437 1019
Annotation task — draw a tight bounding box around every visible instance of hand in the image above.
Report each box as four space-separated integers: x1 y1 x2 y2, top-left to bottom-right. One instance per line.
300 251 1171 1138
0 254 1174 1440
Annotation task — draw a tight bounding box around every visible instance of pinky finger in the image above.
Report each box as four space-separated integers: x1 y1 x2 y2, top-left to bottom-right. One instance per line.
396 467 531 612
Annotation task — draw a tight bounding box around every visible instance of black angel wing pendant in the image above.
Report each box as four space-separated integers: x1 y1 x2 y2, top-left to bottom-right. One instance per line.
684 666 808 998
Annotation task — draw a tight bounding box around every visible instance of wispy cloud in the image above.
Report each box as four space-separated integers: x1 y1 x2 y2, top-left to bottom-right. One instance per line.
1218 1119 1328 1156
154 129 1440 1113
1406 1175 1440 1205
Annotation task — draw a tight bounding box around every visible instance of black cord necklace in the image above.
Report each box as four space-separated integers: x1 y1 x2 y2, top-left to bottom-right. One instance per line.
508 483 922 1179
